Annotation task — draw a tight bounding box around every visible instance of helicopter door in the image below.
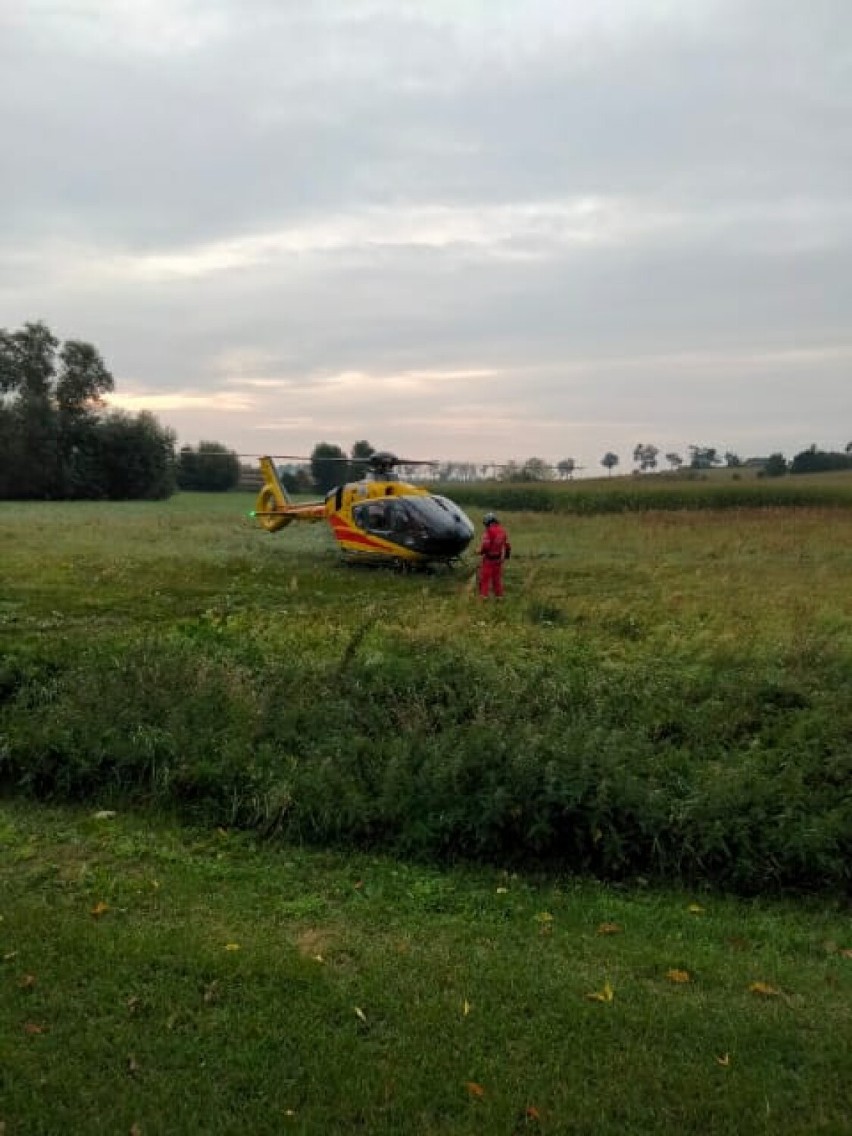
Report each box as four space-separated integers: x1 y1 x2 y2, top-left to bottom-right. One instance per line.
354 499 409 536
354 500 385 534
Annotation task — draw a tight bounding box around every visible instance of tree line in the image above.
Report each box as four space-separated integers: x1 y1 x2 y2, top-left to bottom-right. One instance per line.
296 440 852 492
602 444 852 478
0 322 247 499
3 321 849 500
0 321 178 500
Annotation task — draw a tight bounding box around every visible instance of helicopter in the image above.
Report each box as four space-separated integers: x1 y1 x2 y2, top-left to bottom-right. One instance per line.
251 451 476 568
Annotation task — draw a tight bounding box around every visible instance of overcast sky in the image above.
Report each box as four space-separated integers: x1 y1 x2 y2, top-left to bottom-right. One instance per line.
2 0 850 468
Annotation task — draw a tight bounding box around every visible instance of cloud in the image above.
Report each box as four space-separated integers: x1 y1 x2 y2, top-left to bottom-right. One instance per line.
7 198 679 287
4 0 230 56
1 0 850 466
106 388 255 413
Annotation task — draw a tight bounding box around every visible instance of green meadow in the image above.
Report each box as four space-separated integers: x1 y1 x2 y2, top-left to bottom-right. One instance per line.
1 482 851 1133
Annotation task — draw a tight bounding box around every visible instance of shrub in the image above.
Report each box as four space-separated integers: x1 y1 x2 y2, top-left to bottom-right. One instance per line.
2 624 850 893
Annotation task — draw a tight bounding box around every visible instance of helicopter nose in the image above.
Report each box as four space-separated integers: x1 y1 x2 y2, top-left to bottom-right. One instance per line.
422 524 473 557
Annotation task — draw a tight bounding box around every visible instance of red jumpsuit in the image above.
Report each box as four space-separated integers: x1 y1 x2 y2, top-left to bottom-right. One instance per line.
478 522 511 598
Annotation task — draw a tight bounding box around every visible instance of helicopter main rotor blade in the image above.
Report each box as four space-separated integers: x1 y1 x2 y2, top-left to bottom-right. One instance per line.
264 454 353 463
223 452 440 466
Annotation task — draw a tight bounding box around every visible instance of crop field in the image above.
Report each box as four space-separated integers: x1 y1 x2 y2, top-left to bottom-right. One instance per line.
440 468 852 515
1 486 852 1133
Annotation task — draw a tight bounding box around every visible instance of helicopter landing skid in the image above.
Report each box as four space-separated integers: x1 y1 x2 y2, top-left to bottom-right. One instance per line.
340 552 466 574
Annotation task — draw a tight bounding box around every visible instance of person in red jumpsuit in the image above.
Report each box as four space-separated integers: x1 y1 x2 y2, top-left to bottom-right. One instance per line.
478 512 511 598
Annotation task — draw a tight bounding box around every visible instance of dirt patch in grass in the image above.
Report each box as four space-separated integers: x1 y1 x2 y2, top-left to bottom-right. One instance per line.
295 926 337 958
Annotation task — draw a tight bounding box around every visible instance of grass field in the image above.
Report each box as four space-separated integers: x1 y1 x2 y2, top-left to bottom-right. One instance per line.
3 484 851 647
2 801 851 1135
1 487 852 1132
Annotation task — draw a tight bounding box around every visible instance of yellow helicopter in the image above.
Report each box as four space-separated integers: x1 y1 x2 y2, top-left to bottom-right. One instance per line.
251 451 475 568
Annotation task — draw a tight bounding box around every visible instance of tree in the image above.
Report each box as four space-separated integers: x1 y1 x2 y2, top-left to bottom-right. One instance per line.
55 339 115 497
724 451 742 468
310 442 347 493
0 321 60 497
349 439 375 481
665 452 683 471
55 340 113 421
764 452 788 478
498 460 522 482
789 446 851 475
601 452 619 476
557 458 576 480
520 457 551 481
0 400 17 499
177 442 239 491
277 463 312 494
89 411 176 499
688 445 721 470
632 443 659 472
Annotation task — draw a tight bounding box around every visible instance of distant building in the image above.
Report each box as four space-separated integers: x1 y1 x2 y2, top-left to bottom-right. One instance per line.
238 464 264 491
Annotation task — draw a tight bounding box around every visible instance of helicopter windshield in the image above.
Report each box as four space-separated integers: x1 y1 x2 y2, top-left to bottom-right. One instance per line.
402 496 473 533
428 496 474 528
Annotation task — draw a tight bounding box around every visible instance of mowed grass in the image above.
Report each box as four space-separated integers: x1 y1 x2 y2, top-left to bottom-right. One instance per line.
1 492 852 1132
2 801 851 1136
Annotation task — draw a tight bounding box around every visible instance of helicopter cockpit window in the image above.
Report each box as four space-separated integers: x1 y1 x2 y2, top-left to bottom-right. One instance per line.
354 501 385 532
354 499 413 535
389 501 412 533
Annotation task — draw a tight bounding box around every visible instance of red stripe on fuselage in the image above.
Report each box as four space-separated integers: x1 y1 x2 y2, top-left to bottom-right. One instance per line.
329 518 395 552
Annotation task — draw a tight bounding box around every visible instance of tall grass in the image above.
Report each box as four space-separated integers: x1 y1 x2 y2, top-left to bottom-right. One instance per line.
1 495 851 893
2 615 851 892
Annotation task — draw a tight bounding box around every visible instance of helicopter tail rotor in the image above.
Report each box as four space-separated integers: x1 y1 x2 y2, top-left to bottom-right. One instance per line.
255 457 294 531
255 485 292 531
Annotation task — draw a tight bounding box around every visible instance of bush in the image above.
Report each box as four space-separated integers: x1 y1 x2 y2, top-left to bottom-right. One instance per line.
2 623 850 893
